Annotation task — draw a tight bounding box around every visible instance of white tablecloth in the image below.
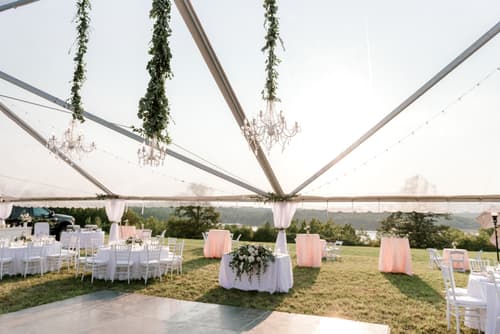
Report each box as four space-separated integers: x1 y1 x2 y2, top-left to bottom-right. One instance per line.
60 231 105 249
0 227 32 240
93 246 170 281
218 253 293 294
4 242 61 275
467 274 500 333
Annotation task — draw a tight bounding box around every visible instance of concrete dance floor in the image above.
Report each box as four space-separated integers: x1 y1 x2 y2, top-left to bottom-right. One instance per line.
0 291 390 334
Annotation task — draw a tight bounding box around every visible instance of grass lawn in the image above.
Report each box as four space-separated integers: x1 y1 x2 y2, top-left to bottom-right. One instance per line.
0 240 489 333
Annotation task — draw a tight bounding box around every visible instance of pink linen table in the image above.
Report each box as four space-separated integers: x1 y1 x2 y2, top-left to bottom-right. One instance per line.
203 229 232 258
296 233 322 268
378 237 413 275
119 226 137 240
442 248 470 271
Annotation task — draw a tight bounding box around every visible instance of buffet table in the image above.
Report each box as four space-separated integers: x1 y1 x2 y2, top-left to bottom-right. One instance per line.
60 230 105 249
378 237 413 275
203 229 232 258
296 233 322 267
219 253 293 294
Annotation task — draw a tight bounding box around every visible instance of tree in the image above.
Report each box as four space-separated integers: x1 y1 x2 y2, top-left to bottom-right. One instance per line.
377 211 451 249
167 206 220 238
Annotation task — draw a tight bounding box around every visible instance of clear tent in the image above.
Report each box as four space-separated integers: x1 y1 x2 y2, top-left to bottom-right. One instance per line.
0 0 499 213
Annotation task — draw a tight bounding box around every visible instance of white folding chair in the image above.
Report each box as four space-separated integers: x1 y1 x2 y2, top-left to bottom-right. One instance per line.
139 244 162 285
232 234 242 250
22 241 45 277
0 240 13 280
440 263 485 333
469 258 490 274
113 244 133 284
426 248 442 269
449 250 467 273
161 239 184 278
34 222 50 237
79 239 107 283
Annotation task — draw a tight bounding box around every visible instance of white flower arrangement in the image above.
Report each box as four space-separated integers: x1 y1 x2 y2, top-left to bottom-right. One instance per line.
19 213 32 223
229 244 275 282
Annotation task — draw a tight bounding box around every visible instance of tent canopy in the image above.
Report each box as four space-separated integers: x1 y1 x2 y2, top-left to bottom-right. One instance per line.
0 0 499 212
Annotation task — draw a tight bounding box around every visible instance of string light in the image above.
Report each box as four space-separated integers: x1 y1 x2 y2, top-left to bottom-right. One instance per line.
305 66 500 195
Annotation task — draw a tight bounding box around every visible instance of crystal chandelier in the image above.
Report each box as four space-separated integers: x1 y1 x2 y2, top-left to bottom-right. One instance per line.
137 136 167 167
242 100 300 155
47 119 95 158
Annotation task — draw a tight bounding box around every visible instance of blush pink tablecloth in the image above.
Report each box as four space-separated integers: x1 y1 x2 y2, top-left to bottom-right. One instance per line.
296 234 322 267
442 248 470 271
120 226 136 240
378 237 413 275
203 229 232 258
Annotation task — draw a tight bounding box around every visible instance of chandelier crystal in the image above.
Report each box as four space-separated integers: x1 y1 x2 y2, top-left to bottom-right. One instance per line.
47 119 95 159
242 100 300 155
137 136 167 167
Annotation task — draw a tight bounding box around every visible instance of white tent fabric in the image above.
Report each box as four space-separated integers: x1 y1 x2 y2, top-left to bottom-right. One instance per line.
0 202 13 227
105 199 125 223
0 1 499 213
109 223 120 244
272 202 298 255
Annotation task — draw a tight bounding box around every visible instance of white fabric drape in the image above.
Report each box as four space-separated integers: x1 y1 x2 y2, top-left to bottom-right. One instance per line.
105 199 125 223
109 223 120 244
0 202 13 227
272 202 297 255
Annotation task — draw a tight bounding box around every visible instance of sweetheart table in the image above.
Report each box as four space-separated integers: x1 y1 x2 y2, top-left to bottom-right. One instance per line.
218 253 293 294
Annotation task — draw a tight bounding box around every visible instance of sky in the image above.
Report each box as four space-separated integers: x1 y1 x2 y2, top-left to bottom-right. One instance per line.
0 0 499 210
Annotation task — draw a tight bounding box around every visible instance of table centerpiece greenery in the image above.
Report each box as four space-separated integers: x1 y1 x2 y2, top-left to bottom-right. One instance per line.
229 244 275 282
125 236 143 246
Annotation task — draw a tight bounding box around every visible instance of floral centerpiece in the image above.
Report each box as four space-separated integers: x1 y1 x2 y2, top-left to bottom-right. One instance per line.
229 244 275 282
20 212 32 224
125 236 143 246
14 232 32 243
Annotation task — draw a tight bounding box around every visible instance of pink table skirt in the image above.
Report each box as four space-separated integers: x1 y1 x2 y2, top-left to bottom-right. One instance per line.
378 237 413 275
204 229 232 258
442 248 470 271
296 234 322 268
120 226 136 240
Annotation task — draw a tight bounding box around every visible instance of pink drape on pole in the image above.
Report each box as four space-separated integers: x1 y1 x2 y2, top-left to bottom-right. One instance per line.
272 202 297 255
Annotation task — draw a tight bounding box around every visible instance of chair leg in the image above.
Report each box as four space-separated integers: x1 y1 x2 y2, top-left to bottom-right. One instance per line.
455 307 460 334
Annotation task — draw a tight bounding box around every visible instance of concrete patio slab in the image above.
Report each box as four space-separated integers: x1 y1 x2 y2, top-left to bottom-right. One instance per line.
0 291 390 334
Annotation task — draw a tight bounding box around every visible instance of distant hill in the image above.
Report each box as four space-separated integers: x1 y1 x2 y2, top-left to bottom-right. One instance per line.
131 206 480 231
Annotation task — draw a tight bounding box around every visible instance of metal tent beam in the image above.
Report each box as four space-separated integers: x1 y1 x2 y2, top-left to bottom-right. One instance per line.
174 0 284 196
0 100 114 195
290 20 500 196
0 0 39 12
0 70 268 197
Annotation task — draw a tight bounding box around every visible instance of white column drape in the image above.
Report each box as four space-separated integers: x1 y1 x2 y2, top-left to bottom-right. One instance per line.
0 202 13 227
272 202 297 255
105 200 125 244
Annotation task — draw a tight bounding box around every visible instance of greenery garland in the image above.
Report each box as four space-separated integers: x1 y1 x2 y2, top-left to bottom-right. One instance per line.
135 0 174 145
70 0 91 123
252 192 297 203
261 0 284 102
229 244 275 282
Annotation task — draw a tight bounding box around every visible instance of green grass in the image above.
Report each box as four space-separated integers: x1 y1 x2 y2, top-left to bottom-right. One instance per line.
0 240 489 333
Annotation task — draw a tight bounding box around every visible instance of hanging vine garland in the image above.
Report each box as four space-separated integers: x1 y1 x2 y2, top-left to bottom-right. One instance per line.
136 0 173 147
262 0 284 102
70 0 91 123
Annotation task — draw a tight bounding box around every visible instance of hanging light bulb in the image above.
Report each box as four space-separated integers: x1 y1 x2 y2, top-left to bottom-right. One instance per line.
47 119 95 159
242 100 300 155
137 136 167 167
